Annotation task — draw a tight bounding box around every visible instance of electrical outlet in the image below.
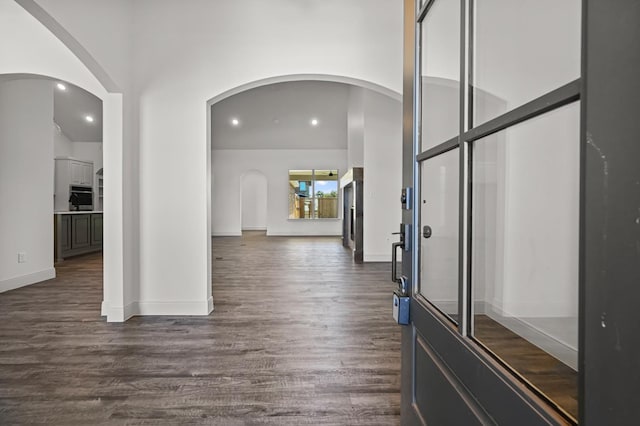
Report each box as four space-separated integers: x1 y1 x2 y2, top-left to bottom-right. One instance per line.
17 252 26 263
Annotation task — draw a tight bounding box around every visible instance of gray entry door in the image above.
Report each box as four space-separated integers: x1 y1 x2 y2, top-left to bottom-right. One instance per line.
398 0 591 424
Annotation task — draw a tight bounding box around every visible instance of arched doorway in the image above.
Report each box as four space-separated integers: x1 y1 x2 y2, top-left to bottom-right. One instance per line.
241 170 268 232
2 1 125 321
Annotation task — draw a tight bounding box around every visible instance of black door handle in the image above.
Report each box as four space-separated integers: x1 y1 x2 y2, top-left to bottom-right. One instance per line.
391 241 403 284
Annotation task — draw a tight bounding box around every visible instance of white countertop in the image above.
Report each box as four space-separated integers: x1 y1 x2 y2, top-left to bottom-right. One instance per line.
54 211 103 215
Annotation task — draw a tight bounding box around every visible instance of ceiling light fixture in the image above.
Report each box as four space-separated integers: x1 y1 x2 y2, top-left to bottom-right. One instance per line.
311 118 319 126
231 118 240 126
85 115 94 123
56 83 67 91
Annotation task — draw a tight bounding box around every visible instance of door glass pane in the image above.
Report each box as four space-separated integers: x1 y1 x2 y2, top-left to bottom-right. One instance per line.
472 0 581 126
420 0 460 151
420 149 459 321
471 102 579 419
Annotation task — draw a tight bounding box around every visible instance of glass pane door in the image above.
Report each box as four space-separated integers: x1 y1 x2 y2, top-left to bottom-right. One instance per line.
419 149 459 322
472 0 581 125
470 101 580 419
420 0 460 151
409 0 583 423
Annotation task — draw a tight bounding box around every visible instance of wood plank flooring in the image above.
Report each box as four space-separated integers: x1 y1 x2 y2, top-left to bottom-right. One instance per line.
0 232 401 425
475 315 578 420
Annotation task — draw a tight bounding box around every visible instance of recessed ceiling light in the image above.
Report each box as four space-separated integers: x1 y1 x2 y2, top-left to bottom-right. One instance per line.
311 118 319 126
85 115 94 123
231 118 240 126
56 83 67 91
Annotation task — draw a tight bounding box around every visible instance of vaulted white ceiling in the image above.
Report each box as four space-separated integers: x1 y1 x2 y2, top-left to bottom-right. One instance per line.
211 81 349 150
53 80 102 143
0 74 102 143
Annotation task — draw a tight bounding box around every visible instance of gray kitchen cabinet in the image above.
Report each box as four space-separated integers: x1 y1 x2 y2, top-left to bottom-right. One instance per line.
54 213 103 261
71 214 91 249
60 215 71 251
90 214 103 247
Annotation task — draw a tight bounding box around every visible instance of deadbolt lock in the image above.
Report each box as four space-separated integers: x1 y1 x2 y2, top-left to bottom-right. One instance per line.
423 225 432 239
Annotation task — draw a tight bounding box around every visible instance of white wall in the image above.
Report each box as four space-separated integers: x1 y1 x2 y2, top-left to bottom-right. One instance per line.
28 0 402 316
472 0 581 123
213 149 347 236
467 0 581 324
241 171 267 231
420 149 459 313
499 102 580 318
135 0 401 312
53 123 73 157
362 91 402 262
347 86 365 169
0 79 56 292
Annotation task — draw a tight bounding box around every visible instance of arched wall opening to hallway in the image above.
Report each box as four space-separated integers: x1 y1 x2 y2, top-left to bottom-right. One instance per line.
207 74 403 306
1 0 125 321
0 74 105 297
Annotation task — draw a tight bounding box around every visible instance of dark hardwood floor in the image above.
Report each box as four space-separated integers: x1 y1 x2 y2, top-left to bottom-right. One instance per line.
0 232 401 425
475 315 578 420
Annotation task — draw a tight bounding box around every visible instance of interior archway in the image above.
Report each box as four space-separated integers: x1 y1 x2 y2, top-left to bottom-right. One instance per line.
206 74 401 295
1 1 125 322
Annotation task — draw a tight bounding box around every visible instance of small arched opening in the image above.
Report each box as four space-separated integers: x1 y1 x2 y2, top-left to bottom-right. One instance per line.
240 170 268 233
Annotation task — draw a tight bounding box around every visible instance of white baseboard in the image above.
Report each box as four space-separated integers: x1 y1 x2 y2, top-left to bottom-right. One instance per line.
241 226 266 231
102 297 214 322
364 254 391 262
124 301 138 320
482 302 578 370
0 268 56 293
266 231 340 236
101 301 134 322
490 298 577 318
136 299 214 316
212 232 242 237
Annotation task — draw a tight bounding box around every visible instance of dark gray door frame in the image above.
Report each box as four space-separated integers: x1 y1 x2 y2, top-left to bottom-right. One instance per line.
400 0 418 422
582 1 640 423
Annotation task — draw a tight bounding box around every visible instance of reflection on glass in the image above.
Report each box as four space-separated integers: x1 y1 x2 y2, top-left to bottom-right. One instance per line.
314 170 339 218
420 149 459 321
289 170 313 219
471 102 579 419
420 0 460 151
472 0 581 125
